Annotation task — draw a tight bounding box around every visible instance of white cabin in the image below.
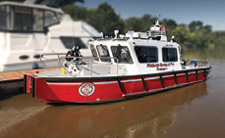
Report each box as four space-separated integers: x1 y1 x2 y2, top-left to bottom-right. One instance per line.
62 20 183 77
87 35 182 76
0 1 100 71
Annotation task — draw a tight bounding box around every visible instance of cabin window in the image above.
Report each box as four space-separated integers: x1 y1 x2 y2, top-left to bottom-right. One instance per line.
11 6 33 31
60 37 87 49
90 45 99 61
135 46 158 63
44 10 58 27
0 5 60 32
162 47 178 62
111 46 133 64
0 6 7 30
33 9 44 31
96 45 111 62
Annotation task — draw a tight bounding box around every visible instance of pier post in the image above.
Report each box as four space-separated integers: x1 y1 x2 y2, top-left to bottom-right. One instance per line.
0 87 5 98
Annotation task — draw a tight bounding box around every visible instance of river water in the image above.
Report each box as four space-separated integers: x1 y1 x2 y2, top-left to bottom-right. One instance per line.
0 60 225 138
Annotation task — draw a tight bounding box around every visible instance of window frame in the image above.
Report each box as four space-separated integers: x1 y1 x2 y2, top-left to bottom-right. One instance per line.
111 45 133 64
0 5 7 30
90 44 99 61
134 45 158 63
0 4 60 33
162 47 178 62
96 45 111 62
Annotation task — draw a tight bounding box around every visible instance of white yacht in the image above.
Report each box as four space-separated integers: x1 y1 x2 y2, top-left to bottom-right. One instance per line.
0 0 100 71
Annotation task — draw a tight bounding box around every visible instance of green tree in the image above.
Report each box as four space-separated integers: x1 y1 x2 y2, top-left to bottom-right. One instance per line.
188 21 203 32
162 19 177 30
162 19 177 40
62 5 88 20
87 2 124 35
124 14 157 33
203 25 212 33
124 17 143 32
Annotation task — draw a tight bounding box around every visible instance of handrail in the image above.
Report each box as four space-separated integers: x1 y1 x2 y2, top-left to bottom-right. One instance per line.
185 58 209 62
58 56 119 77
40 53 66 70
184 59 210 65
39 53 119 77
182 58 211 69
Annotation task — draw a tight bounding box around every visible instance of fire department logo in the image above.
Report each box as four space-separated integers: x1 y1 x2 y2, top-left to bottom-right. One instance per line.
78 82 95 97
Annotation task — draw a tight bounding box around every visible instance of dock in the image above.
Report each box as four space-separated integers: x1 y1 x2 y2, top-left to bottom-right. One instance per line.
0 68 58 97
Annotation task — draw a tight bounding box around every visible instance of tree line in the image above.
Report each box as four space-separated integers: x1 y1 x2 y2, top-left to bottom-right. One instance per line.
63 2 225 57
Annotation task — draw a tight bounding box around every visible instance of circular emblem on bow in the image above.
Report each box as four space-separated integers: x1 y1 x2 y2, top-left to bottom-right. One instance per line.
78 82 95 97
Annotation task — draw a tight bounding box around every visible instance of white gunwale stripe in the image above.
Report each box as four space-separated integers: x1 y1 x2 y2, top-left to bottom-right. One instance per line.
162 74 174 78
145 76 160 80
176 73 186 76
47 82 82 85
188 71 196 75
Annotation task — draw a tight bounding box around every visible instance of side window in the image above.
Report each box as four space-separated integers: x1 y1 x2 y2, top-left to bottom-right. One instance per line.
135 46 158 63
33 9 44 31
90 45 99 61
162 47 178 62
10 6 32 31
96 45 111 62
111 46 133 64
44 10 59 27
0 6 7 30
60 37 87 49
0 5 60 32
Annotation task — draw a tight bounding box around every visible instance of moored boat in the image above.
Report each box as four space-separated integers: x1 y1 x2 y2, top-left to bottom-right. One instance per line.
0 0 100 72
24 20 212 104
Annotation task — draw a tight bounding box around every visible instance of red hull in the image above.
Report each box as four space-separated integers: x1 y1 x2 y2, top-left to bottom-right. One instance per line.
24 68 211 104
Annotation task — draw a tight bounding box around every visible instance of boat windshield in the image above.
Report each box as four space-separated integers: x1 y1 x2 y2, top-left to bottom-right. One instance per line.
90 44 99 61
96 45 111 62
0 5 59 32
111 45 133 64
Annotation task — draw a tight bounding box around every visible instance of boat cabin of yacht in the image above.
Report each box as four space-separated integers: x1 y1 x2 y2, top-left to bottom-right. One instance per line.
0 1 100 71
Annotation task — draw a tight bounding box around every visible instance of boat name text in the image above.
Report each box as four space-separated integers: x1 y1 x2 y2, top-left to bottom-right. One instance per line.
165 44 173 47
147 63 175 71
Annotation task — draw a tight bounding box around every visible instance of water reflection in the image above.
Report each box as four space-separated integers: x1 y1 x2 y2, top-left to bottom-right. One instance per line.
0 82 207 138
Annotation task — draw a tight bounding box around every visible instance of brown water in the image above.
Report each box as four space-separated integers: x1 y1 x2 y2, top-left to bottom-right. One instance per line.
0 60 225 138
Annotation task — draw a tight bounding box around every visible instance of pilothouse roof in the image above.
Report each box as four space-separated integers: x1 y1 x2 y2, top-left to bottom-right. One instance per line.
96 19 169 43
